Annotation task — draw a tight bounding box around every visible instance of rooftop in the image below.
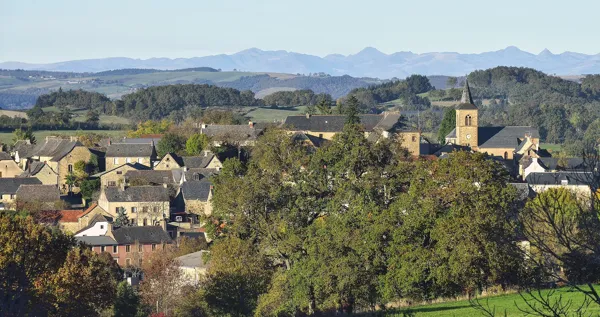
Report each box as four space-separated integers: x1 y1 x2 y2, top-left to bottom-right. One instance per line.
112 226 173 244
0 177 42 194
30 138 79 161
58 209 85 222
181 180 212 201
106 143 155 158
16 184 60 203
526 171 593 186
478 126 540 149
176 250 210 269
284 114 385 133
104 186 170 202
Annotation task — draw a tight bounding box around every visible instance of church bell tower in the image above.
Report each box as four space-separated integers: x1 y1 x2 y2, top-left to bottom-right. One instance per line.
455 80 478 148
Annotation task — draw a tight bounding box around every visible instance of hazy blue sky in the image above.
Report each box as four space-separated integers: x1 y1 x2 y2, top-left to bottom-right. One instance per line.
1 0 599 63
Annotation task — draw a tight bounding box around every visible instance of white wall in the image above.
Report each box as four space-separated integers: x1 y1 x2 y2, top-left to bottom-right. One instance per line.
75 221 109 237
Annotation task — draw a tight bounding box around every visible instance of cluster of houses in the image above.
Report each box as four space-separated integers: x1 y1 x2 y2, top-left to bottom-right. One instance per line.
0 81 595 274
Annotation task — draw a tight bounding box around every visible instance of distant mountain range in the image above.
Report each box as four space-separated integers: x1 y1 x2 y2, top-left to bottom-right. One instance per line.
2 46 600 78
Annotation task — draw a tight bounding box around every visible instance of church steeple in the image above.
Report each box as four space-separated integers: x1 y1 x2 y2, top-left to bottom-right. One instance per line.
460 79 475 105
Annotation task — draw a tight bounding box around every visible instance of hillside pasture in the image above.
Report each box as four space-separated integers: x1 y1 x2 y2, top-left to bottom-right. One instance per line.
245 106 307 122
0 109 28 119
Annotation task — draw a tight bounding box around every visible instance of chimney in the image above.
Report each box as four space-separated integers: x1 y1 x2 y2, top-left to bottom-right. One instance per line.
248 121 254 128
306 113 311 119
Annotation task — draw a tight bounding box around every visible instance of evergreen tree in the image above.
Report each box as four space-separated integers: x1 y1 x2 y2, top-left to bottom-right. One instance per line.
114 281 140 317
114 207 132 227
437 108 456 144
344 95 361 125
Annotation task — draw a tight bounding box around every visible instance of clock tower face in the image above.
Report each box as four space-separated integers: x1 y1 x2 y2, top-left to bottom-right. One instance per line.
466 134 471 140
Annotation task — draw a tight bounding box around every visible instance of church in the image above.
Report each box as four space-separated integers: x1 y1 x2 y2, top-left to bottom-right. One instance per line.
445 81 540 160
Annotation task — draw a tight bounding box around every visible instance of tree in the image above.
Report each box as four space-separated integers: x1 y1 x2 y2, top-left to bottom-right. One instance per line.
446 76 458 88
405 74 433 94
65 173 77 193
157 132 186 157
139 247 184 316
80 179 100 201
85 109 100 125
12 127 35 144
128 120 173 138
186 133 210 156
114 281 141 317
316 98 332 114
0 215 119 316
344 95 361 125
437 108 456 144
203 237 271 317
114 207 133 227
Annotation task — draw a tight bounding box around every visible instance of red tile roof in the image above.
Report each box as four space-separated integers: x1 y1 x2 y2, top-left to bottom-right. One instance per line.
58 209 84 223
78 202 98 218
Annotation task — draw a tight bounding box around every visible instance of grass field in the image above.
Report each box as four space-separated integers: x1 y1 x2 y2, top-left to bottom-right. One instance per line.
540 143 562 154
40 106 131 125
0 130 126 145
0 109 28 119
379 287 598 317
245 106 307 122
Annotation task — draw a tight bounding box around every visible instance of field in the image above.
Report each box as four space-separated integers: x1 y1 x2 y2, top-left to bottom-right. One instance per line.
540 143 562 154
0 109 28 119
378 287 598 317
245 106 307 122
0 130 126 145
41 106 131 125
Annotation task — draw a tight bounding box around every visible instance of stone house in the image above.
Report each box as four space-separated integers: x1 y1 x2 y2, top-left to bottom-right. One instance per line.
105 143 156 171
154 152 223 171
283 112 422 156
124 170 181 187
76 224 173 267
0 152 23 178
27 137 92 193
93 163 150 188
175 179 213 216
0 178 42 207
525 171 593 199
98 185 171 226
519 157 586 180
57 209 85 233
11 140 35 169
19 162 59 185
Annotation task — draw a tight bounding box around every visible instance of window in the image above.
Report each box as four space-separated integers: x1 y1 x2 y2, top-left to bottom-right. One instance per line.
113 158 118 164
153 206 159 213
193 173 200 181
115 207 120 214
465 115 472 126
131 207 137 213
108 181 116 187
101 246 106 252
411 136 417 142
319 134 323 139
113 245 118 254
125 258 131 266
10 194 15 200
139 244 143 252
152 244 156 251
143 218 147 226
116 171 122 175
142 206 148 213
100 225 104 229
113 258 119 264
68 164 73 172
503 152 508 160
126 158 132 163
126 245 131 253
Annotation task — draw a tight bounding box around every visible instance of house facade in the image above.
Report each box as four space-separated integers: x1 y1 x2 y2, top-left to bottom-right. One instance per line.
0 152 23 178
19 162 59 185
105 143 156 171
94 163 150 188
98 185 171 226
0 178 42 207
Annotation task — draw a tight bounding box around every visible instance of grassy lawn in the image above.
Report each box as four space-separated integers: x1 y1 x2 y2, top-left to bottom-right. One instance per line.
380 287 598 317
540 143 562 154
245 106 307 122
0 130 126 145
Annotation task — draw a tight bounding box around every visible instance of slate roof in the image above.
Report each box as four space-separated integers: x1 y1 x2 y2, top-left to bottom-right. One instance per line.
184 168 217 182
106 143 155 157
445 128 457 139
478 126 540 149
176 250 210 269
181 155 215 168
30 138 79 161
104 186 170 202
76 236 118 246
20 161 52 177
509 183 535 200
125 170 177 185
13 140 35 158
0 177 42 194
526 172 593 186
16 185 60 202
456 80 478 110
374 113 402 131
0 152 12 160
284 114 384 132
181 180 212 201
91 162 150 178
112 226 173 244
537 158 586 171
201 125 263 140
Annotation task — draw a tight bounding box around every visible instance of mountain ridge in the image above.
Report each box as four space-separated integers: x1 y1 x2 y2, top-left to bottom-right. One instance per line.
2 46 600 78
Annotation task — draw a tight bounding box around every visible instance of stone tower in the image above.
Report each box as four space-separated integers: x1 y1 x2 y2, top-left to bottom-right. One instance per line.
455 80 478 148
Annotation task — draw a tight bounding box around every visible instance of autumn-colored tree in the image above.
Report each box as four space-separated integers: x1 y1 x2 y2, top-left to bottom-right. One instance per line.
186 133 210 156
128 119 173 138
0 215 119 316
139 247 184 316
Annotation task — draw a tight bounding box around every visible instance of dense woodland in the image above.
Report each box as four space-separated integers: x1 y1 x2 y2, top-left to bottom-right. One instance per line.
262 89 333 107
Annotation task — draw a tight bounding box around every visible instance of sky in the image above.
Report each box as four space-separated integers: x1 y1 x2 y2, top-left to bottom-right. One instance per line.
1 0 599 63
